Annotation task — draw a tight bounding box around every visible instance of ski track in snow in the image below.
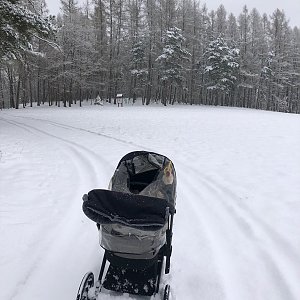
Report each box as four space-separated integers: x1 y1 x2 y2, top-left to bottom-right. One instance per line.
177 164 299 300
1 106 299 300
2 117 113 172
1 115 164 300
6 114 150 152
1 116 114 300
2 116 165 300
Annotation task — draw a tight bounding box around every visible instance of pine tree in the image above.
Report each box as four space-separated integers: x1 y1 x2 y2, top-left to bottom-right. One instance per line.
156 26 191 105
227 13 238 43
289 27 300 113
0 0 54 61
93 0 108 100
1 0 299 112
216 4 227 36
204 35 239 105
267 9 291 111
130 40 147 101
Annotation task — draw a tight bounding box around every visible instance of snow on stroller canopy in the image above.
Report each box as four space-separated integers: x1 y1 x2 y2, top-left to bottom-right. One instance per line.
111 151 176 205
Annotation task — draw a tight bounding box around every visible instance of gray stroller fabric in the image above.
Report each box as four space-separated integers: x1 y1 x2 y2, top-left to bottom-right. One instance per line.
89 151 177 259
100 223 167 259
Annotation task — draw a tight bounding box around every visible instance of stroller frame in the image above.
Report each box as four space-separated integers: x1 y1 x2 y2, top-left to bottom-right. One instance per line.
98 213 174 292
98 214 173 299
77 151 176 299
76 214 174 299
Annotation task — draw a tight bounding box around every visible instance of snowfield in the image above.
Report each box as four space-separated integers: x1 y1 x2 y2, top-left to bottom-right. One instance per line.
1 103 300 300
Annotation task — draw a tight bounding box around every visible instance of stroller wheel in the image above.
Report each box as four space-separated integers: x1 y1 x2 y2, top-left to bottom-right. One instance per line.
76 272 94 300
163 284 170 300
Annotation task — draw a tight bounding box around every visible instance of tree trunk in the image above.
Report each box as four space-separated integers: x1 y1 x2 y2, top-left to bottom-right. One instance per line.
0 68 4 109
7 66 15 108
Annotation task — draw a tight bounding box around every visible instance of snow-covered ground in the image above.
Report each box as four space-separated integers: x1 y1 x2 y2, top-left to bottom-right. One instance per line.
1 103 300 300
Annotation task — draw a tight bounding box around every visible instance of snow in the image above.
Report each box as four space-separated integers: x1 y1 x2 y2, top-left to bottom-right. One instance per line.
1 103 300 300
205 66 213 72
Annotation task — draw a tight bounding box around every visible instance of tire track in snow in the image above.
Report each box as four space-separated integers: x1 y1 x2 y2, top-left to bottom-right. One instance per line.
1 117 112 300
197 173 300 300
178 163 299 300
175 157 300 266
177 170 251 300
3 114 150 151
2 117 113 174
2 115 170 299
172 180 226 299
200 172 300 261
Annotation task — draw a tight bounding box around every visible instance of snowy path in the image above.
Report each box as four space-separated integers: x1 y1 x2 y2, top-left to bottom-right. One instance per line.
1 105 300 300
176 167 300 300
1 116 110 299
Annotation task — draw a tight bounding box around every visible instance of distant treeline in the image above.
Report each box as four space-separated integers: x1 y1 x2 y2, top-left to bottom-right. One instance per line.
0 0 299 113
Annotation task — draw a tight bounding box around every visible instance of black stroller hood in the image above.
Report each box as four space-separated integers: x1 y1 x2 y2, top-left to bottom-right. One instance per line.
83 189 175 231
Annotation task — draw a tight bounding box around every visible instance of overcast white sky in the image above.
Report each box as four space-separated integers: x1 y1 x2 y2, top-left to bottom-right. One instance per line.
45 0 300 28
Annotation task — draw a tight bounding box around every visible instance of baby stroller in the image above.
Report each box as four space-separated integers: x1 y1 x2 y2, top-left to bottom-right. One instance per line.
76 151 177 300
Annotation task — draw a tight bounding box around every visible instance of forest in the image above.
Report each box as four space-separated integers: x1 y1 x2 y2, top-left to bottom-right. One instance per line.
0 0 300 113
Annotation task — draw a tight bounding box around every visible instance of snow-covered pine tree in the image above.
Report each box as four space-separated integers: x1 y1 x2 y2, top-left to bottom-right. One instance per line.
216 4 227 36
1 0 299 112
0 0 55 109
0 0 54 61
93 0 108 100
181 0 202 105
204 34 239 106
56 0 85 107
127 0 147 103
236 5 253 108
105 0 126 104
143 0 158 105
267 9 292 112
227 13 238 43
130 40 147 102
289 27 300 113
156 26 191 105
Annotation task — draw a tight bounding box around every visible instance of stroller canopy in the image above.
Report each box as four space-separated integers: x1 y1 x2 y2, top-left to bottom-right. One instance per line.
111 151 176 205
